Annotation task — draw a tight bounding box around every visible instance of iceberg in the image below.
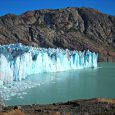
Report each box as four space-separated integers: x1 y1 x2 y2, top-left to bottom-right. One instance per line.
0 43 98 84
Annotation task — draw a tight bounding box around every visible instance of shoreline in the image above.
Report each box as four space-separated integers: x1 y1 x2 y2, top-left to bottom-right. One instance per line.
1 98 115 115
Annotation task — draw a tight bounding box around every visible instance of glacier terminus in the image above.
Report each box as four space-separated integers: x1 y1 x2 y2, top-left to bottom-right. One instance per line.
0 43 98 85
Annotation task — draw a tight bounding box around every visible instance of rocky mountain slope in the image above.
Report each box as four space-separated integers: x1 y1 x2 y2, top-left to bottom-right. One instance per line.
0 7 115 61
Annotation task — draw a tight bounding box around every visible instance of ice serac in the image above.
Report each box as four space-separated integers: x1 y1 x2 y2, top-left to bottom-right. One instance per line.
0 44 98 84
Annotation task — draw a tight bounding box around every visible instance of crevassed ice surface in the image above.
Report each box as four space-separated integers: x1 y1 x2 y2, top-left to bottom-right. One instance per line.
0 43 98 84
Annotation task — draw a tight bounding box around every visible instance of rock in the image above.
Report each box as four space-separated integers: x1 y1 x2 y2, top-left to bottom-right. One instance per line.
0 7 115 61
0 99 4 112
14 105 21 110
0 105 2 111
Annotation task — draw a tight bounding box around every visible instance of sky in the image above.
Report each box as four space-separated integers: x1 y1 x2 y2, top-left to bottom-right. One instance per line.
0 0 115 16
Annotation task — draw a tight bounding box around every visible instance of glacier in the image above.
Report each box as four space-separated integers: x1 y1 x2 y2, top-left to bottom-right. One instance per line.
0 43 98 84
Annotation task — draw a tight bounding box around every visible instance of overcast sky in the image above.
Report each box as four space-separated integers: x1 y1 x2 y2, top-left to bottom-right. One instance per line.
0 0 115 16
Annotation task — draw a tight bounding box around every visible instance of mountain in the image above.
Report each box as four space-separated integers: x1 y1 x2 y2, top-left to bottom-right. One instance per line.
0 7 115 61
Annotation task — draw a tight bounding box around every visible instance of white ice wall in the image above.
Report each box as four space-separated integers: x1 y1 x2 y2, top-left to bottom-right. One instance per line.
0 44 98 84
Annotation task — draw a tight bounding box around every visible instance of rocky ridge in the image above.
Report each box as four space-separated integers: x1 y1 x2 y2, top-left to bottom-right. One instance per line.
0 7 115 61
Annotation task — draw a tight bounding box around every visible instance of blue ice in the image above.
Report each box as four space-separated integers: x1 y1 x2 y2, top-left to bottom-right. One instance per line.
0 44 98 84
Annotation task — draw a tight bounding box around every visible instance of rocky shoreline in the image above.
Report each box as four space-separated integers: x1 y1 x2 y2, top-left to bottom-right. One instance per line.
0 98 115 115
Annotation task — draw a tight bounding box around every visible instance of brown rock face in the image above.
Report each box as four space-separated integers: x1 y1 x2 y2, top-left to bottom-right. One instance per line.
0 7 115 61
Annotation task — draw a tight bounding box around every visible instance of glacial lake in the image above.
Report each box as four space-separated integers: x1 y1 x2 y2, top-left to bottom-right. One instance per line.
1 62 115 106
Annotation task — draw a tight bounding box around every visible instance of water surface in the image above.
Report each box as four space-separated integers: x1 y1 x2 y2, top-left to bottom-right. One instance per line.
3 62 115 106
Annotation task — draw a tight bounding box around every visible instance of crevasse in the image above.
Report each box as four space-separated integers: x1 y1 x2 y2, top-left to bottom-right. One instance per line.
0 43 98 84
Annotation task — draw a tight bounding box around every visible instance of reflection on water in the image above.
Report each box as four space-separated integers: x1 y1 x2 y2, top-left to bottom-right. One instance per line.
1 62 115 106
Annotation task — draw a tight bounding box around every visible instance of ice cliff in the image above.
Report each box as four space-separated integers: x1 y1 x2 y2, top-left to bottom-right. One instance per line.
0 44 98 84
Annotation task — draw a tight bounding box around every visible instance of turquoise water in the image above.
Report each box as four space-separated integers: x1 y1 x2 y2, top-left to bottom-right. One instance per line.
5 63 115 106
